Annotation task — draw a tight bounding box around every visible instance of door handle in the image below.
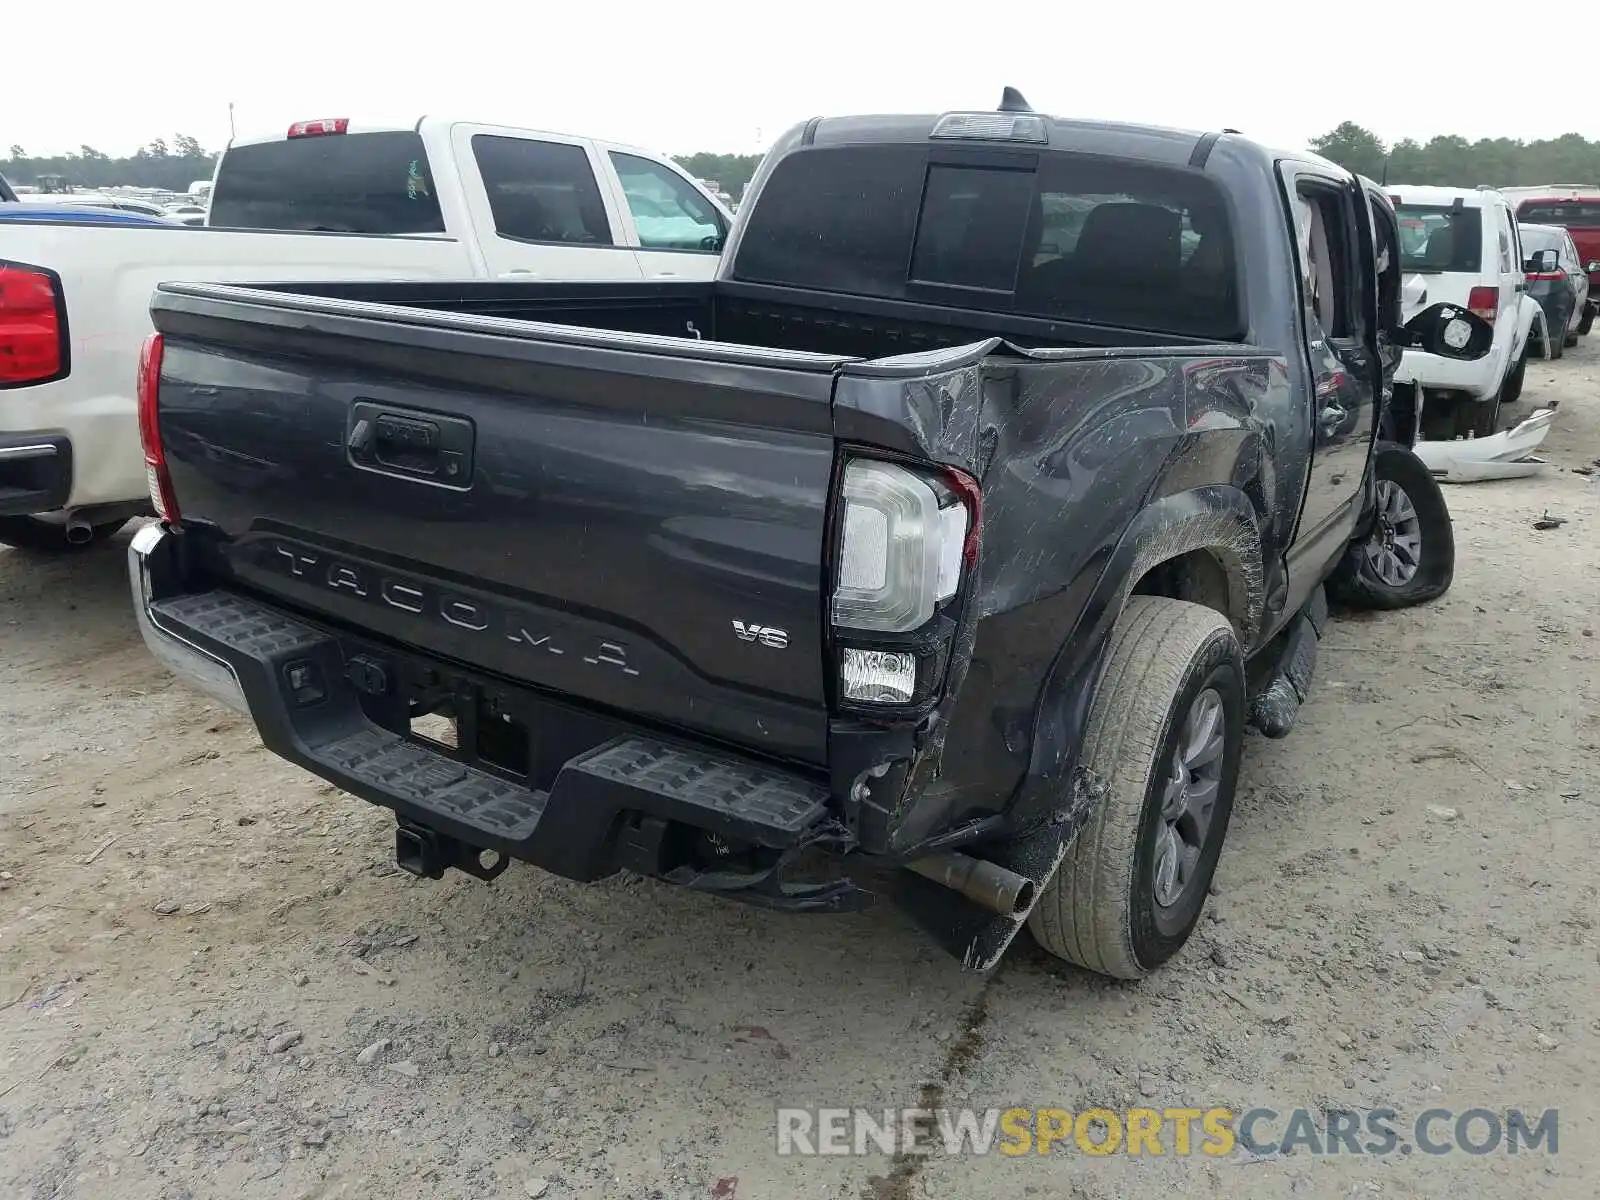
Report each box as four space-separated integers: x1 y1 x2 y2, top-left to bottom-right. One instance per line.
347 402 475 485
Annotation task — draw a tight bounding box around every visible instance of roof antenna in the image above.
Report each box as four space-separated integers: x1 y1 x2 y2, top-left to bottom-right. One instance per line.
998 87 1033 113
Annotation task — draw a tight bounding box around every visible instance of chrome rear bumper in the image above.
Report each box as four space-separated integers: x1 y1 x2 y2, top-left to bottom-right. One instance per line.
128 523 248 714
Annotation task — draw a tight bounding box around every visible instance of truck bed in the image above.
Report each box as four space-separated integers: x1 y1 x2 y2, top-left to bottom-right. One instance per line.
147 277 1252 782
217 276 1207 358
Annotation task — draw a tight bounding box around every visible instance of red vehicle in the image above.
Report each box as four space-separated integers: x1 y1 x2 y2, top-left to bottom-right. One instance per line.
1510 187 1600 333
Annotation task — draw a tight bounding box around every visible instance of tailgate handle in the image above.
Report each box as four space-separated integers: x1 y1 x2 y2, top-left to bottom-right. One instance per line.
347 402 475 486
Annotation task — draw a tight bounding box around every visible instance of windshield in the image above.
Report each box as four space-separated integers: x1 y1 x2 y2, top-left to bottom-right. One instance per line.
1395 204 1482 272
1517 201 1600 227
734 145 1241 340
209 131 445 234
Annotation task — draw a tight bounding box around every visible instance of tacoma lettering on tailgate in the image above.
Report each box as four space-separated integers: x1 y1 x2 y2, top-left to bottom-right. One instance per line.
260 540 639 677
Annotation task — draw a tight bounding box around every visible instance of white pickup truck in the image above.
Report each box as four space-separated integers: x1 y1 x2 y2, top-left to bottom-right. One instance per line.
0 117 733 550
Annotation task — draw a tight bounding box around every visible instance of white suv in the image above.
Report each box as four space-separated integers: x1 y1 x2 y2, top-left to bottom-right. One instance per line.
1389 185 1546 440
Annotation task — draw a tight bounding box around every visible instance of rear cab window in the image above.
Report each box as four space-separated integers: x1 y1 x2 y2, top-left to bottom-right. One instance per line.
732 144 1242 340
1517 202 1600 227
209 131 444 233
1394 203 1482 273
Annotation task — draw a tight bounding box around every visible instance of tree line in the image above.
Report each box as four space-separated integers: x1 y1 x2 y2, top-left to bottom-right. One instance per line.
1308 123 1600 187
3 136 215 193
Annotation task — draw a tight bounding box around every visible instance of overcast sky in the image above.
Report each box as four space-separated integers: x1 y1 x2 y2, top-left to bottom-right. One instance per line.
8 1 1598 159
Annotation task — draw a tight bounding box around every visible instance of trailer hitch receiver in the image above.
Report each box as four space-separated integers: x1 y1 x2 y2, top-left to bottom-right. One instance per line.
394 821 508 882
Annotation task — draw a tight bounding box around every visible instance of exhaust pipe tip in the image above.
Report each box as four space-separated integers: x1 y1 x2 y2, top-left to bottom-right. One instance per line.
907 851 1038 917
1010 878 1037 915
64 521 94 546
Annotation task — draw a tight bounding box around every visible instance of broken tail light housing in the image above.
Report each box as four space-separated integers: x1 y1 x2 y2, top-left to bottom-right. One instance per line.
831 458 980 708
137 332 180 523
1466 285 1499 324
0 264 68 387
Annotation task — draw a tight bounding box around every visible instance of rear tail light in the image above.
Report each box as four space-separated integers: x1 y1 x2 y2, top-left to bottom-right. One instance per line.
1525 269 1566 282
832 458 979 706
1467 285 1499 324
0 265 66 386
137 332 180 523
286 118 349 138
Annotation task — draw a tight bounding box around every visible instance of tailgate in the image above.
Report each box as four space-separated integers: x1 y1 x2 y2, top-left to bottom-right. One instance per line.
150 285 851 765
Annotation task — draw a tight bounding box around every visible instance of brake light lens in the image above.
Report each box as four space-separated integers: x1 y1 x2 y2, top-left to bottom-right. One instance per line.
286 118 349 138
0 265 65 385
831 458 980 706
1525 268 1566 282
1467 285 1499 323
834 460 970 633
931 112 1048 144
137 332 180 522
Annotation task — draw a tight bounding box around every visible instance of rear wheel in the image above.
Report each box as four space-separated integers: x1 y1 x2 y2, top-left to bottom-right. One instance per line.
1578 307 1594 336
1500 352 1526 405
1327 442 1453 610
1027 596 1244 979
0 515 129 554
1467 388 1501 439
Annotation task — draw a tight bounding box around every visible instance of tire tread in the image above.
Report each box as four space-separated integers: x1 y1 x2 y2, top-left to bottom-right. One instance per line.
1029 596 1236 978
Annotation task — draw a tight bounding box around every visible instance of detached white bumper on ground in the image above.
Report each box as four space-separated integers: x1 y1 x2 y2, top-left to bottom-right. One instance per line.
1415 407 1559 482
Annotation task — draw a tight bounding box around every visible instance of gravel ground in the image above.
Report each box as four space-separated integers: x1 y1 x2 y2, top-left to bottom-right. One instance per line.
2 340 1597 1200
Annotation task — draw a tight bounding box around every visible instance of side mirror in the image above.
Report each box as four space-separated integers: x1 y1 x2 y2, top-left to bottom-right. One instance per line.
1398 302 1495 361
1587 260 1600 273
1525 249 1559 273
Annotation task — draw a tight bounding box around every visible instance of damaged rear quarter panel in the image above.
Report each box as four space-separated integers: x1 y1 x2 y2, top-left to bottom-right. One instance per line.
834 340 1287 847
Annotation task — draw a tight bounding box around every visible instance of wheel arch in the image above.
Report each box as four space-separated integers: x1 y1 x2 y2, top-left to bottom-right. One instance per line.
1010 485 1264 830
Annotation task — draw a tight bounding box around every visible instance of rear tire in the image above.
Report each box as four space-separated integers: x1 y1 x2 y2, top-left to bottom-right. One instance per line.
1578 307 1594 336
1500 353 1526 405
1027 597 1244 979
1327 442 1453 610
0 516 129 554
1468 389 1501 439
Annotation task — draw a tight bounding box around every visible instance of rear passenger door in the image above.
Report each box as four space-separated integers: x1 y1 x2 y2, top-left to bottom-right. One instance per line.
1492 200 1528 355
451 124 644 280
1283 167 1379 557
1564 231 1591 321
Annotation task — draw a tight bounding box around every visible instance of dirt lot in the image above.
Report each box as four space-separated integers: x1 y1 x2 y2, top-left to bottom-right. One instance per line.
3 341 1597 1200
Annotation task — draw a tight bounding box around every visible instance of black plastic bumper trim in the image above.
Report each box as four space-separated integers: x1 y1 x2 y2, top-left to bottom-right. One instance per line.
144 586 835 883
0 434 72 515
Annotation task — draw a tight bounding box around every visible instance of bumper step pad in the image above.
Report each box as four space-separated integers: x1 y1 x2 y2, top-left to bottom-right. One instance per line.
147 589 832 869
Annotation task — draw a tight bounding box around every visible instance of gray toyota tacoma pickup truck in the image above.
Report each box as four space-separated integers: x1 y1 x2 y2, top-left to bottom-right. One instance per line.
127 92 1492 976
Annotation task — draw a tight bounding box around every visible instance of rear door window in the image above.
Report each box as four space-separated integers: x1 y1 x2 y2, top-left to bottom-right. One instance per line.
471 136 614 245
734 145 1240 339
209 131 444 233
1394 204 1483 273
